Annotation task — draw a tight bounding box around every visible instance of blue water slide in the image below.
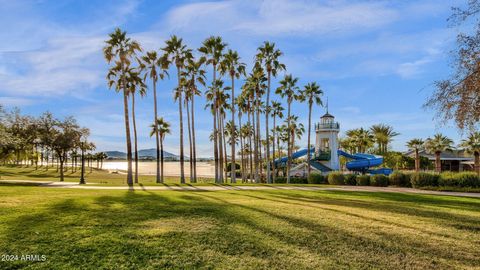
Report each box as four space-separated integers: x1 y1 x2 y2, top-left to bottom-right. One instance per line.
274 147 315 165
337 150 392 175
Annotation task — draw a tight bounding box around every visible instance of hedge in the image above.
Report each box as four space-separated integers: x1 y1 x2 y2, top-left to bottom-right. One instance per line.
344 174 357 185
410 172 439 188
328 172 345 185
308 173 326 184
438 172 480 188
371 174 389 187
389 172 409 187
356 175 370 186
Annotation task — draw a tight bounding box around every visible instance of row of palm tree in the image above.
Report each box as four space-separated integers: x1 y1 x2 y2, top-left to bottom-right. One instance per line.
407 132 480 174
103 28 325 185
340 124 400 155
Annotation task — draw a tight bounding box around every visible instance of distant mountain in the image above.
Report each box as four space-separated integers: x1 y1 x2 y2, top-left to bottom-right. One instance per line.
105 149 179 159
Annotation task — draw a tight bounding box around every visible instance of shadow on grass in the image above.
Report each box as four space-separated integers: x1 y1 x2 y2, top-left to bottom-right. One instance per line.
1 190 480 269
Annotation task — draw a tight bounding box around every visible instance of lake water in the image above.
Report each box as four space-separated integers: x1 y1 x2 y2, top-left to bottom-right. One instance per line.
103 161 215 177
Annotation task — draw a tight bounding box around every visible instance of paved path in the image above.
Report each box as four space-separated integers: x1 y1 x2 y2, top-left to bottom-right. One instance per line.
1 179 479 198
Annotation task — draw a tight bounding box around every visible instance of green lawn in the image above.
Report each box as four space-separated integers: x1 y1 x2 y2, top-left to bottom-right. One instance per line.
0 165 214 185
0 186 479 269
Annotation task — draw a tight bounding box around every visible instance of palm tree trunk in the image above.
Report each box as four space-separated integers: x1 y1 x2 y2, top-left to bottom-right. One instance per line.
474 151 479 176
415 148 420 172
177 67 185 184
186 97 193 183
307 102 312 179
153 78 161 183
231 75 236 183
223 116 228 182
286 101 292 184
435 151 441 172
132 93 139 184
272 115 276 183
123 89 133 185
59 155 64 182
191 89 197 183
265 71 271 183
160 138 165 182
255 96 261 183
218 112 224 183
248 110 253 181
212 64 219 183
238 112 245 182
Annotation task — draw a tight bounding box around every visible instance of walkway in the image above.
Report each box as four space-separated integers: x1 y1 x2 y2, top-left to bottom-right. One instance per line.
1 179 479 198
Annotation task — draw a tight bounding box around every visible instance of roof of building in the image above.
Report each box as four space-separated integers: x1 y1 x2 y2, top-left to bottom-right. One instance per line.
321 112 334 118
404 149 474 161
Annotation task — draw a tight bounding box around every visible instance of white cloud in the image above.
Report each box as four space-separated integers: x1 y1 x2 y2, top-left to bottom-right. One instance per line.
164 0 398 36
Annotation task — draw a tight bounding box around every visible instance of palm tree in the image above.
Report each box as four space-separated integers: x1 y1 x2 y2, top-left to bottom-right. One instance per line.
182 58 206 183
345 128 375 153
150 117 171 182
300 82 323 179
460 131 480 175
406 138 424 172
138 51 169 183
270 101 284 182
162 35 191 184
255 42 286 183
220 49 246 183
126 68 146 183
425 133 454 172
236 93 247 182
287 115 305 176
370 124 400 154
198 36 227 183
104 28 141 185
275 74 300 183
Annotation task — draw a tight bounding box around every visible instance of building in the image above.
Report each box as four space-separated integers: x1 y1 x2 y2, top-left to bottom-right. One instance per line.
404 149 474 172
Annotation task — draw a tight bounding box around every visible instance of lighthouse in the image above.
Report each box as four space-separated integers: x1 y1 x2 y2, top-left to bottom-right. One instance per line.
314 109 340 171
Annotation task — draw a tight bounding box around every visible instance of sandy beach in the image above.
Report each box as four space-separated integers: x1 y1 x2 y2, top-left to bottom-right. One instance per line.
102 161 216 177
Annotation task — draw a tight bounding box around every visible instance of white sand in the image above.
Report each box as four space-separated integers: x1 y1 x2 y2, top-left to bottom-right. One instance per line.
102 161 215 177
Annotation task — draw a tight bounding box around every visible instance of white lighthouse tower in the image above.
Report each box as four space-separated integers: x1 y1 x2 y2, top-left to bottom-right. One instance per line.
314 106 340 171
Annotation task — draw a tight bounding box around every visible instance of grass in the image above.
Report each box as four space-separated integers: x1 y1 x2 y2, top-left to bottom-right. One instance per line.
0 165 215 185
0 186 479 269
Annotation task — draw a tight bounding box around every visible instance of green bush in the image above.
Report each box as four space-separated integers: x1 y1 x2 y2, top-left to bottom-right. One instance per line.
308 173 326 184
439 172 480 188
356 175 370 186
389 172 409 187
328 172 345 185
370 175 389 187
410 172 439 188
344 174 357 185
290 177 308 184
275 177 287 184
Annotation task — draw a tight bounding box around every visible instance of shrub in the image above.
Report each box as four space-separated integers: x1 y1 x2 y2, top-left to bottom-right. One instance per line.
328 172 345 185
439 172 480 188
290 177 308 184
226 162 240 171
344 174 357 185
308 173 326 184
356 175 370 186
371 175 389 187
275 177 287 184
389 172 409 187
410 172 439 188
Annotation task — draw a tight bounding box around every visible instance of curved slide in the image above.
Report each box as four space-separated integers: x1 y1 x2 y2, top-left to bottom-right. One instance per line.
274 148 332 172
337 150 392 175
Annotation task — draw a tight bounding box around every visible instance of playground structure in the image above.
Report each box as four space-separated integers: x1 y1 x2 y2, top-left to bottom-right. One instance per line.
274 110 392 175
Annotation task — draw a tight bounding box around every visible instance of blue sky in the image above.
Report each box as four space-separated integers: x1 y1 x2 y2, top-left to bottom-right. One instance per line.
0 0 469 156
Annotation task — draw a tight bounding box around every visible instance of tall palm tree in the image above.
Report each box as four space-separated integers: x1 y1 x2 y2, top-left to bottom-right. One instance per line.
162 35 191 184
346 128 375 153
150 117 171 182
370 124 400 154
198 36 227 183
460 131 480 175
126 68 147 183
104 28 141 185
138 51 169 183
425 133 454 172
182 58 206 183
255 42 286 183
236 93 248 182
270 101 284 182
275 74 300 183
287 115 305 172
406 138 424 172
300 82 323 179
220 49 246 183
